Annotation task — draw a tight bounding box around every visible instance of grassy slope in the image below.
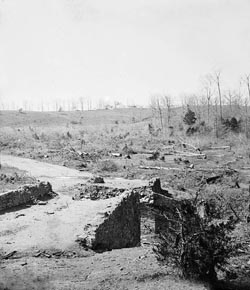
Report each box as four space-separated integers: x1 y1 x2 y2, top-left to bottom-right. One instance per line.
0 108 151 127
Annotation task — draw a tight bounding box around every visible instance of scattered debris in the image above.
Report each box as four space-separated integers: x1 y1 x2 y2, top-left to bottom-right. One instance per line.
137 150 156 155
43 252 52 258
38 201 48 205
32 133 39 140
139 165 181 171
122 144 137 154
33 251 42 257
45 211 54 215
73 185 126 200
15 213 25 218
189 163 194 169
77 163 88 170
3 251 17 260
206 175 222 184
146 151 160 160
110 152 122 157
173 150 206 158
66 131 72 138
178 139 201 153
90 176 105 184
77 151 89 158
208 146 231 150
125 154 131 159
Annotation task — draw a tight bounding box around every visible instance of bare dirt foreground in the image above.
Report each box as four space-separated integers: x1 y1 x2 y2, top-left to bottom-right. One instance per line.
0 155 207 290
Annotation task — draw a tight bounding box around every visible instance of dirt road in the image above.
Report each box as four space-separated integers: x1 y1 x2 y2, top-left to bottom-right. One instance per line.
0 154 147 193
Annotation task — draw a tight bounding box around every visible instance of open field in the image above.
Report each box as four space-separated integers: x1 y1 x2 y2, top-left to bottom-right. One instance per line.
0 108 250 289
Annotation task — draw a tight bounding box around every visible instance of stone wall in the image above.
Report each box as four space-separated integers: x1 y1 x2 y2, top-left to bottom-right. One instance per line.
0 182 53 212
76 190 140 251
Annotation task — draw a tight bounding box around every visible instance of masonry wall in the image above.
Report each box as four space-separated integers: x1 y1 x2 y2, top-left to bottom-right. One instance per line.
79 190 141 251
0 182 52 212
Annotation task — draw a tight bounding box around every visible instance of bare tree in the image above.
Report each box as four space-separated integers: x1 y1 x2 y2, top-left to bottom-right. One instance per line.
244 97 249 138
55 100 58 111
79 97 84 111
162 95 172 127
214 97 219 138
241 75 250 138
224 90 234 113
242 74 250 103
150 96 164 130
212 71 223 121
40 100 44 112
214 71 223 121
98 98 105 110
87 98 92 110
202 74 213 124
71 100 77 111
23 100 28 111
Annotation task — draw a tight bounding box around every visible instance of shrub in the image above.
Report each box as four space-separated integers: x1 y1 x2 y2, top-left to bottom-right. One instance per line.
153 198 238 281
70 120 79 125
186 121 212 136
222 117 242 133
183 108 197 126
98 160 119 172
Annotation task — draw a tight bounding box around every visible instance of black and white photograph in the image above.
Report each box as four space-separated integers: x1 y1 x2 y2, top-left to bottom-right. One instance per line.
0 0 250 289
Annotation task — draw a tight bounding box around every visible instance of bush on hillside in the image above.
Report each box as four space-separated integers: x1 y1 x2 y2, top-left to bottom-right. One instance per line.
183 108 197 126
97 160 119 172
153 198 238 281
222 117 242 133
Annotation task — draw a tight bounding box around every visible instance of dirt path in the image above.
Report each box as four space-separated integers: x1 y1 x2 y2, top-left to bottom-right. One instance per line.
0 154 147 193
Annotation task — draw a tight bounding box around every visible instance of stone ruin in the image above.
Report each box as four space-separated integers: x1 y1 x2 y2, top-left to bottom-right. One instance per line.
0 176 201 254
0 182 53 212
76 190 140 251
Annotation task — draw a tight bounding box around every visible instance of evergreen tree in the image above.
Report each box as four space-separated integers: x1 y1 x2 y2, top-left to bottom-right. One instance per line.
183 107 197 126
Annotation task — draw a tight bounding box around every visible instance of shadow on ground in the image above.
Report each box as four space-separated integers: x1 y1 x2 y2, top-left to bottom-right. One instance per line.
209 280 250 290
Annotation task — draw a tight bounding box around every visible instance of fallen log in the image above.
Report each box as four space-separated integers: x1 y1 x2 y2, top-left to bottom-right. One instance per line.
137 150 157 155
139 165 182 171
110 152 122 157
195 168 238 173
206 175 222 184
3 251 17 260
207 146 231 150
173 150 206 158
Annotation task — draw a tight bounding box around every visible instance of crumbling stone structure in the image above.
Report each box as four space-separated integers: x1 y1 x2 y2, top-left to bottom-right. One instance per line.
0 182 53 212
76 190 140 251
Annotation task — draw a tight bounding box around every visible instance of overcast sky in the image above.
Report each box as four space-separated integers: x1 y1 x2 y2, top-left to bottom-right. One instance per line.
1 0 250 109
